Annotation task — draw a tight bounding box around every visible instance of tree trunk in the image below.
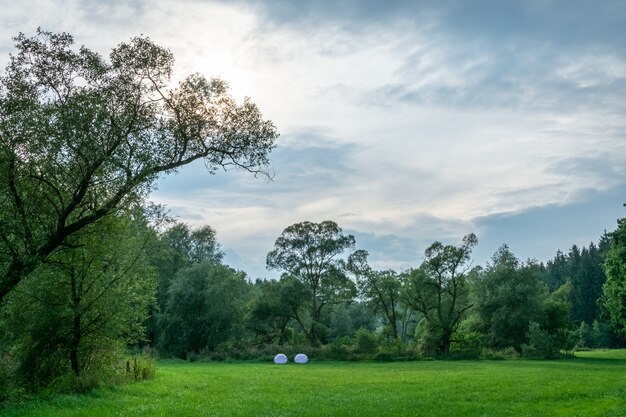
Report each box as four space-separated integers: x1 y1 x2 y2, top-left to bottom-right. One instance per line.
70 268 82 377
70 313 81 376
440 331 452 356
309 287 320 346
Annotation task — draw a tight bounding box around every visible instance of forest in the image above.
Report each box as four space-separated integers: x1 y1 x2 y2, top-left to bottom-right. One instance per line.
1 30 625 401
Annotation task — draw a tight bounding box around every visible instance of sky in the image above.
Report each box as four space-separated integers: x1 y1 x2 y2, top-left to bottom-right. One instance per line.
1 0 625 279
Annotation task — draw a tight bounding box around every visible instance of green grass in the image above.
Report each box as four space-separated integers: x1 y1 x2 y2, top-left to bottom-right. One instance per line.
2 351 626 417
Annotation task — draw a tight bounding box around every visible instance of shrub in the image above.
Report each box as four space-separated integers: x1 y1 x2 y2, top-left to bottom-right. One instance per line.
373 352 395 362
50 372 103 394
125 353 157 381
0 356 13 403
522 322 561 359
480 347 520 360
575 322 594 349
355 329 379 354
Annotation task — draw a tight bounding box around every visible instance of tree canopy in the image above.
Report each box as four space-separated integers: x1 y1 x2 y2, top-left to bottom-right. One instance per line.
0 29 278 303
474 245 546 351
404 234 477 355
267 220 356 345
602 218 626 337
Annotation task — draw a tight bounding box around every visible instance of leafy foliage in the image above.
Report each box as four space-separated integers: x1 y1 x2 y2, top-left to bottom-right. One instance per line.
266 221 357 345
475 245 546 351
158 262 250 358
0 29 277 303
348 250 411 341
404 234 478 355
601 218 626 337
245 277 309 345
0 213 156 388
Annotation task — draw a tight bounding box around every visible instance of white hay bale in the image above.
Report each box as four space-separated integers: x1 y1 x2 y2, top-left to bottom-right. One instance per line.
274 353 288 364
294 353 308 364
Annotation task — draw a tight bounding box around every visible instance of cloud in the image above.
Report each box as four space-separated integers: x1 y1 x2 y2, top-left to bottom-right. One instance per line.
1 0 624 280
234 0 626 56
472 184 626 265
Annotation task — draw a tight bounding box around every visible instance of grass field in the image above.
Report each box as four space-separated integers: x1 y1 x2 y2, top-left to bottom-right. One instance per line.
2 350 626 417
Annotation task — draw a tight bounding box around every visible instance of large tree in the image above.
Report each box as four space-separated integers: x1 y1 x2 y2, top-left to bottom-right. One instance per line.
245 277 309 345
0 29 278 303
148 222 223 311
0 211 155 386
158 262 250 358
348 249 410 341
145 222 224 346
474 245 546 351
404 234 477 355
601 218 626 337
266 221 356 345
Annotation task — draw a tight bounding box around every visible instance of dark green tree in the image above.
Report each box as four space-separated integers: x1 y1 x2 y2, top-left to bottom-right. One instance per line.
0 212 156 387
522 282 573 358
542 250 568 292
601 218 626 337
475 245 546 351
569 243 605 325
542 239 609 326
158 262 250 358
266 221 357 345
0 29 277 303
245 277 309 345
149 223 223 311
404 234 477 355
348 249 409 341
144 221 224 346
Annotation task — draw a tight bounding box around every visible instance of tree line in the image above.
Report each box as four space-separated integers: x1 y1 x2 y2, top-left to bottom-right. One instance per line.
140 218 626 362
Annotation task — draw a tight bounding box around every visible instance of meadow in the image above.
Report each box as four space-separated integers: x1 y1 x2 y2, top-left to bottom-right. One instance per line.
2 350 626 417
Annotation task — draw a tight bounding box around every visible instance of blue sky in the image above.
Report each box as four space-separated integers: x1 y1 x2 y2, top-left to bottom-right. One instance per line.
1 0 625 279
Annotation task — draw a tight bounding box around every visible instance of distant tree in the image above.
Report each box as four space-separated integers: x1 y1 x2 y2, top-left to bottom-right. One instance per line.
266 221 357 345
601 218 626 337
519 280 574 358
245 277 309 345
149 223 223 310
569 243 605 325
328 304 355 339
404 234 477 355
542 250 568 292
542 240 608 326
475 245 546 352
348 250 409 341
144 222 224 347
158 262 250 358
0 29 278 303
0 212 155 386
345 301 379 333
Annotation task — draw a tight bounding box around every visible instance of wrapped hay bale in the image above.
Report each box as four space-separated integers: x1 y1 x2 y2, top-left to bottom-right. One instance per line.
274 353 288 364
294 353 308 364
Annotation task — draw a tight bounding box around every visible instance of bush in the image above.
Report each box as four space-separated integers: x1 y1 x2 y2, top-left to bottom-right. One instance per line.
124 353 157 381
373 351 395 362
480 347 520 360
0 356 13 403
355 329 379 354
522 322 561 359
326 337 354 360
51 372 103 394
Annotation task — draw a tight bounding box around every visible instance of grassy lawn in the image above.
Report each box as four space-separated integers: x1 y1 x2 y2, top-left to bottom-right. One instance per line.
2 350 626 417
